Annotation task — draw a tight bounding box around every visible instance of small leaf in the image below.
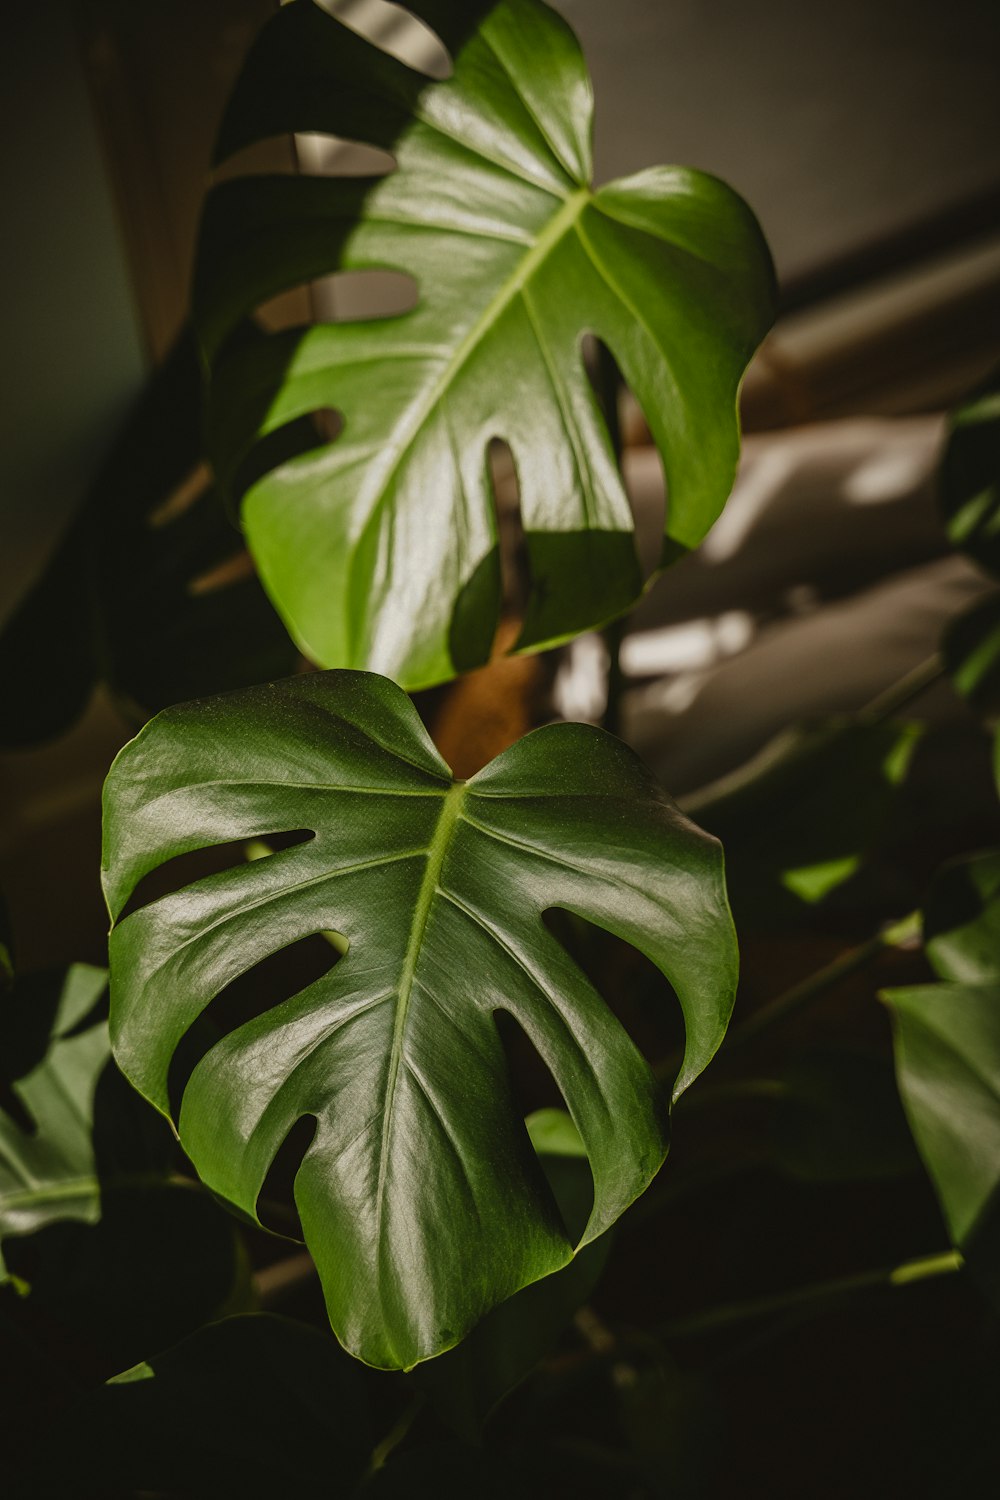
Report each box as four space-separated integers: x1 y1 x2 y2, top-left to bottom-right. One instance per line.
882 981 1000 1249
939 376 1000 578
195 0 774 688
103 669 736 1369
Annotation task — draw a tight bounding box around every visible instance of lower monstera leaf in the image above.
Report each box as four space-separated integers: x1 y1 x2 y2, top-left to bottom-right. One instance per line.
102 670 737 1370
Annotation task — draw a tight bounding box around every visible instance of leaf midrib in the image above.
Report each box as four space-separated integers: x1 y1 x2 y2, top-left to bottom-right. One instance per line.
373 780 468 1343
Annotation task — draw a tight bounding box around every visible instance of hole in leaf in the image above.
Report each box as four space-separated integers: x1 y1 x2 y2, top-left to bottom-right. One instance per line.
542 908 684 1072
493 1009 564 1119
257 1113 319 1237
492 1008 595 1242
167 930 345 1119
622 385 669 582
119 830 315 922
318 0 452 79
309 268 418 324
490 437 529 619
0 1078 35 1136
231 412 345 504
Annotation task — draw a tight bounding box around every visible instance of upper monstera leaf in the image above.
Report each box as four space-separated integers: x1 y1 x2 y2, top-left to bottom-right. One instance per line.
102 671 736 1369
194 0 775 689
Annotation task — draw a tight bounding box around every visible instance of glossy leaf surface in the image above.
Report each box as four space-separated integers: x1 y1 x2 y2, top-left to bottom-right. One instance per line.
195 0 774 688
103 670 736 1368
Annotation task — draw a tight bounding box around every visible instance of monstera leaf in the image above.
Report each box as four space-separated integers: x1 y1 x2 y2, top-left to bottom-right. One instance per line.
194 0 774 689
102 670 737 1369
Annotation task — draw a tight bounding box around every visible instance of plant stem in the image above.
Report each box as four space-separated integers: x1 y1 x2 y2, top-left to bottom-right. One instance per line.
863 651 946 723
366 1395 424 1476
253 1250 316 1306
721 908 921 1056
659 1249 962 1340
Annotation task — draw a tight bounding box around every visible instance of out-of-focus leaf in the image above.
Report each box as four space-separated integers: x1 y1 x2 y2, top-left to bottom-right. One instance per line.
687 716 923 924
0 964 109 1272
0 326 295 748
939 377 1000 578
195 0 774 689
28 1314 371 1500
942 589 1000 724
103 669 737 1370
0 962 244 1367
882 982 1000 1249
768 1048 921 1184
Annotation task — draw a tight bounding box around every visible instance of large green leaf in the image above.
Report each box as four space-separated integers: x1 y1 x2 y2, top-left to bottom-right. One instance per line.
195 0 774 689
102 670 736 1369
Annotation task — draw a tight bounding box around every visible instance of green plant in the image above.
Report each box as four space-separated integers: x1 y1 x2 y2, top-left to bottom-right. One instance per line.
4 3 1000 1495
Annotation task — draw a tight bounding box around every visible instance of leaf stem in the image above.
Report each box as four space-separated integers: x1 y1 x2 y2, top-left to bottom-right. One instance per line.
366 1394 424 1476
863 652 946 723
659 1249 962 1339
